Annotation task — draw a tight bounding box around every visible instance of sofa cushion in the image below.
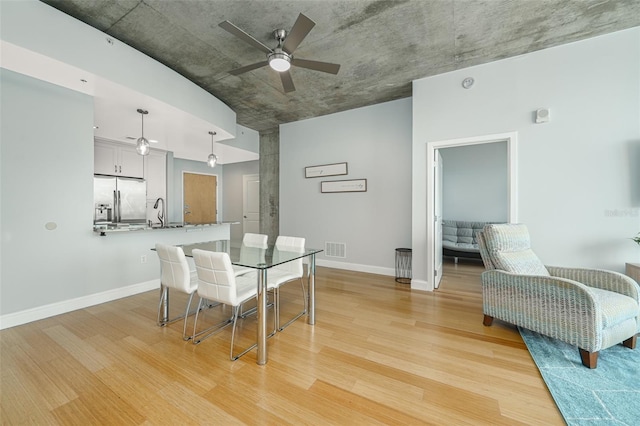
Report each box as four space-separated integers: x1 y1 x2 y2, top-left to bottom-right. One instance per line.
483 224 550 276
442 220 489 253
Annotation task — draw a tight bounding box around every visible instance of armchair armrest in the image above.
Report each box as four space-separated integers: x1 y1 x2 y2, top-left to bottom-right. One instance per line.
481 270 602 351
546 266 640 303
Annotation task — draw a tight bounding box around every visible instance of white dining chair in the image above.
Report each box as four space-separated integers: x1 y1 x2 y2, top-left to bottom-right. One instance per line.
191 249 260 360
268 236 306 331
233 233 268 277
155 243 198 340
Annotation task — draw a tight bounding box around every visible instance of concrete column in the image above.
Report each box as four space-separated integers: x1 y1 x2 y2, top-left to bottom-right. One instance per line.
259 128 279 245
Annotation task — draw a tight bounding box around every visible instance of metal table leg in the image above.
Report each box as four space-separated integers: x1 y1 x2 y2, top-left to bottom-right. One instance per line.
256 268 268 365
160 285 169 325
308 253 316 325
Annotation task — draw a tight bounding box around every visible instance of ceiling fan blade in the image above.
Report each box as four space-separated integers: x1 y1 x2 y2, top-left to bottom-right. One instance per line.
282 13 315 54
280 70 296 93
292 58 340 75
219 20 273 54
229 61 269 75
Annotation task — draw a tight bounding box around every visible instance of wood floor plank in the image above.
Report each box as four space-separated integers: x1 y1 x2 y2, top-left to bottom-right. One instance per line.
0 262 563 424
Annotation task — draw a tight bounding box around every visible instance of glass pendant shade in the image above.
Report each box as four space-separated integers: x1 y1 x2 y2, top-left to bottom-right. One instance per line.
136 109 150 156
207 153 218 168
207 130 217 167
136 136 150 155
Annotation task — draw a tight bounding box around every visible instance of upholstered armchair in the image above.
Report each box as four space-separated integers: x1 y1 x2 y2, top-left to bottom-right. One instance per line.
477 224 639 368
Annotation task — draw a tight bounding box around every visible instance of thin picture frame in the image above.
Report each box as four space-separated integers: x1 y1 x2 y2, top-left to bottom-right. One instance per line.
321 179 367 193
305 162 348 178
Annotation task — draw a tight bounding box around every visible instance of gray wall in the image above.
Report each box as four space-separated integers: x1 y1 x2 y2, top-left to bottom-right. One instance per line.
280 98 412 275
222 160 260 246
412 27 640 289
440 142 508 222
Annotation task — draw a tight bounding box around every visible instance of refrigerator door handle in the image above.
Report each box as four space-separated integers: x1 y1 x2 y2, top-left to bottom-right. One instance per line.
117 190 121 222
113 190 119 222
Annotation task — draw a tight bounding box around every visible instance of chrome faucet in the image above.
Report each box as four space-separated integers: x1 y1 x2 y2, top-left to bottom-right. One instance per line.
153 197 165 227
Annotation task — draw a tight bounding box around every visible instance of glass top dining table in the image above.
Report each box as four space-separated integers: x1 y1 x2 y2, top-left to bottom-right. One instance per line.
158 240 322 365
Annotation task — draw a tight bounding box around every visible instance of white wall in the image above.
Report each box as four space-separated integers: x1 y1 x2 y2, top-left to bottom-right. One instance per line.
0 71 230 328
440 142 508 222
413 28 640 290
280 99 412 275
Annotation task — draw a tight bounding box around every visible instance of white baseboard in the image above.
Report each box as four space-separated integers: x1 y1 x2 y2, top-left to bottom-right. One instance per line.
315 260 432 292
410 279 431 292
315 259 395 277
0 279 160 330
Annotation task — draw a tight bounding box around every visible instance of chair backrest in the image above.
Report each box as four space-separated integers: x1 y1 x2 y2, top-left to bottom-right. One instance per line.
481 224 550 276
239 233 268 265
476 230 495 270
242 233 268 248
274 236 305 277
155 243 193 293
192 249 239 305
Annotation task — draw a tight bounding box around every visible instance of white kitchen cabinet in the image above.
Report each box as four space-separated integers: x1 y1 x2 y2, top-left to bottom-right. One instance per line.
145 149 167 226
94 140 144 178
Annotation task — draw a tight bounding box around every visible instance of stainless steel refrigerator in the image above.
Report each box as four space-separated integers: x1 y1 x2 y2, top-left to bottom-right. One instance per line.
94 175 147 224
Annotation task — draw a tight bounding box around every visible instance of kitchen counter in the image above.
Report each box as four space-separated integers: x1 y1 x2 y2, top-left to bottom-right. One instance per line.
94 221 239 236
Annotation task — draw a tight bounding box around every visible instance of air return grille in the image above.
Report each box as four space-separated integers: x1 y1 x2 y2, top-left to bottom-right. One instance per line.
325 242 346 258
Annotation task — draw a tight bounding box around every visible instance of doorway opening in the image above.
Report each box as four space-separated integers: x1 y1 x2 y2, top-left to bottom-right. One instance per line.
427 132 518 290
436 143 508 292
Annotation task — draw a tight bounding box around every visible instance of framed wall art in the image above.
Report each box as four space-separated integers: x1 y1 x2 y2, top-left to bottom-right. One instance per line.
321 179 367 193
305 162 348 178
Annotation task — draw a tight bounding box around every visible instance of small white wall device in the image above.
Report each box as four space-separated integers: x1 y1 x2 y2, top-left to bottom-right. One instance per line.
535 108 550 123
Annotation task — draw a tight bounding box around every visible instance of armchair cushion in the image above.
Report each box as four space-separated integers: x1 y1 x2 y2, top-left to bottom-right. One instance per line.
589 287 639 328
483 224 550 276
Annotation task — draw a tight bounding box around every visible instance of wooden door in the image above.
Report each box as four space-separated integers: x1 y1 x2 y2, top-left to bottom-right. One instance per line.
183 172 217 224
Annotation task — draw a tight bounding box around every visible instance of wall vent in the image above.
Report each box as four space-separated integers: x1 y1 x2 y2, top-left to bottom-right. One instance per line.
325 241 346 258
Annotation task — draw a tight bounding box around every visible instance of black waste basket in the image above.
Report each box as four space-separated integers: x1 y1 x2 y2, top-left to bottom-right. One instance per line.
395 248 412 284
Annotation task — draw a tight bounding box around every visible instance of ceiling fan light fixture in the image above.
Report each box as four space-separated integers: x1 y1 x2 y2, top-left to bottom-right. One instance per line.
135 108 150 156
268 50 291 72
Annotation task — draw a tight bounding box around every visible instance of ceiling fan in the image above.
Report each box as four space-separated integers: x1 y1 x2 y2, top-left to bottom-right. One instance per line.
219 13 340 93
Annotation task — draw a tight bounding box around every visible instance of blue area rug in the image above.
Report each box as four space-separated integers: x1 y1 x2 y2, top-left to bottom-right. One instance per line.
519 327 640 426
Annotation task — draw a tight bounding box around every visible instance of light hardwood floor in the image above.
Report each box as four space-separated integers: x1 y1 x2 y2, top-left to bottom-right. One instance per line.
1 261 562 425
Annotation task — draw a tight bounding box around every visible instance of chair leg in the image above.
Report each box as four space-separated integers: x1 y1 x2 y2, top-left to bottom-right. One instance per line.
192 298 233 345
269 288 278 337
181 292 195 341
579 348 598 369
622 335 637 349
230 305 258 361
277 278 307 331
483 315 494 326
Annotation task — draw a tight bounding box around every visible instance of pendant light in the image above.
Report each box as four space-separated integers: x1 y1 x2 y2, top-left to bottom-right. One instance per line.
207 131 218 168
135 108 150 156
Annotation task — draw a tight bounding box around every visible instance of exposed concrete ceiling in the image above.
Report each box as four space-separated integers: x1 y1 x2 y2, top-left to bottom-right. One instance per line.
41 0 640 133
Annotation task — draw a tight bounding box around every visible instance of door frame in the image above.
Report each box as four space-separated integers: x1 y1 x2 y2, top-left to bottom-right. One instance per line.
426 131 518 291
181 171 219 224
